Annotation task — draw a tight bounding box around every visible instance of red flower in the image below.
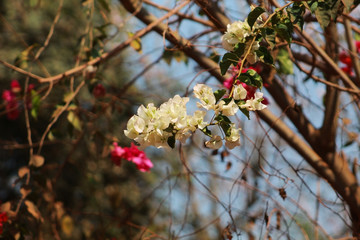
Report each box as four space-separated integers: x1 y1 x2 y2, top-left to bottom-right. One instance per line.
339 51 352 66
356 41 360 53
10 80 21 93
92 84 106 98
5 100 20 120
0 212 8 235
341 66 353 76
28 84 35 92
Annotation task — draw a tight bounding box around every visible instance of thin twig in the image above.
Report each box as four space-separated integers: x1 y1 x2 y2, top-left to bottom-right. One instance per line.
23 77 34 164
34 0 64 60
143 0 216 28
37 80 85 154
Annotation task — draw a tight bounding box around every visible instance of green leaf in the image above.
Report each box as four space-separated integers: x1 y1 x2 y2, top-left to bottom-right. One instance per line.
312 0 342 29
90 48 101 59
48 131 55 141
162 49 188 65
343 140 354 148
287 3 306 31
127 32 142 53
233 43 246 57
209 52 220 63
30 0 38 7
306 1 318 13
221 97 232 104
277 48 294 74
215 114 231 124
173 50 188 65
275 18 293 43
255 46 274 65
14 44 38 69
214 89 227 102
219 52 239 75
162 49 173 65
215 114 232 137
261 27 276 49
222 123 232 137
238 69 263 89
239 107 250 120
30 90 41 119
167 135 175 148
164 123 175 133
67 111 82 131
247 7 266 29
201 127 212 137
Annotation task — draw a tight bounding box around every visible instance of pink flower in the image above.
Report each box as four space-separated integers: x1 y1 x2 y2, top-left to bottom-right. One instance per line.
111 142 125 166
131 153 153 172
110 142 153 172
223 77 234 90
0 212 8 235
2 90 14 102
123 143 153 172
2 90 20 120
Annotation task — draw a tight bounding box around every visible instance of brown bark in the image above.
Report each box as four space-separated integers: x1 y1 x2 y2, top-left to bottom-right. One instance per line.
119 0 360 237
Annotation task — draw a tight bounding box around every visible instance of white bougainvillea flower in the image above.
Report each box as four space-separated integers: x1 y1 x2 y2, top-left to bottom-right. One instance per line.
221 21 252 51
124 115 146 139
189 110 208 130
137 103 157 121
159 95 189 129
143 130 170 149
233 84 248 100
218 99 239 116
240 92 267 111
175 128 193 144
193 84 217 110
221 19 262 64
205 135 223 149
225 125 241 149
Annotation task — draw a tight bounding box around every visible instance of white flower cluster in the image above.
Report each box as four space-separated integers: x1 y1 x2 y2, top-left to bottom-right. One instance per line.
124 94 207 148
221 19 262 64
124 84 267 150
194 84 266 149
194 84 266 114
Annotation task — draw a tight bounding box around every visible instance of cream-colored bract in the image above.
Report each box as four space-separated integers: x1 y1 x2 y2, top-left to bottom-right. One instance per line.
124 83 265 150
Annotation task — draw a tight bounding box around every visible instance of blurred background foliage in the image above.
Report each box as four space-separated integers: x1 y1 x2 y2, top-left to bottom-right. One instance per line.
0 0 174 239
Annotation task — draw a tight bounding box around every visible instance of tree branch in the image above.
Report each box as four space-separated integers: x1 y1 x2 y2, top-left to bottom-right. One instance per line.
119 0 360 235
0 0 191 83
